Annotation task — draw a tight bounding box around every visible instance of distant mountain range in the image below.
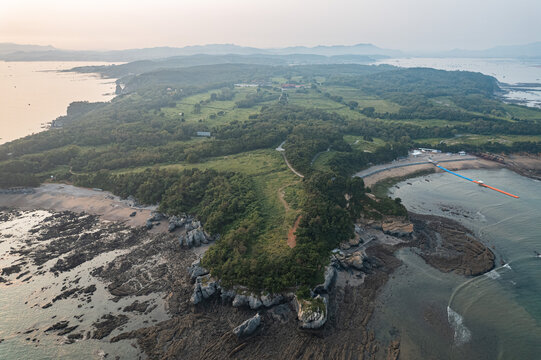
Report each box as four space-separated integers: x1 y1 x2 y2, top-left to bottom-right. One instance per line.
0 41 540 62
0 43 56 56
0 43 400 62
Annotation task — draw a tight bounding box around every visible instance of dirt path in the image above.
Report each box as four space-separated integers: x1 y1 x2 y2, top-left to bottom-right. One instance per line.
277 182 302 248
287 215 302 248
277 184 291 213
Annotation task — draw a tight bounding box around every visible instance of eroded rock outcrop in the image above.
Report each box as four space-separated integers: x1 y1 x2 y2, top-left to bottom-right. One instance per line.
260 293 284 307
382 216 414 237
168 216 185 232
335 250 367 271
190 274 219 305
179 228 210 248
187 259 208 282
294 295 328 329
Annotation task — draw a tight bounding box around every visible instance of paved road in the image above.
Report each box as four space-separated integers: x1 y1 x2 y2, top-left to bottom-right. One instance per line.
353 153 477 178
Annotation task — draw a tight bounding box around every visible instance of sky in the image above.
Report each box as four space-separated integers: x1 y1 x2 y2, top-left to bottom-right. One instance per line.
1 0 540 51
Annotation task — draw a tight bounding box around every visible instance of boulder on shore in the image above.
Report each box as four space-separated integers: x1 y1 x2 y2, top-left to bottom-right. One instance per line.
145 219 153 230
233 313 261 338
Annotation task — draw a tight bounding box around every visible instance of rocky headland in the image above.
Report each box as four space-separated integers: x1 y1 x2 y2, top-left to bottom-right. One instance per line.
0 183 497 360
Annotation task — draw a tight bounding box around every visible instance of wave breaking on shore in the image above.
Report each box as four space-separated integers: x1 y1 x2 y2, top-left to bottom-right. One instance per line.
447 306 472 346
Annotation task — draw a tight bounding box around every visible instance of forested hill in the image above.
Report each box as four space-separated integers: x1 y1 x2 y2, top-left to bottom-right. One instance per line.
1 62 540 292
69 54 387 78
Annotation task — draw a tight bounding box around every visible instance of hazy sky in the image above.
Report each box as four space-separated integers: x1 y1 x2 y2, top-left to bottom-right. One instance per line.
1 0 540 51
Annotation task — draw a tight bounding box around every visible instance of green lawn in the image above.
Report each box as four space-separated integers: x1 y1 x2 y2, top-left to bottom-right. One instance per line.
161 88 266 127
322 85 402 114
504 104 541 121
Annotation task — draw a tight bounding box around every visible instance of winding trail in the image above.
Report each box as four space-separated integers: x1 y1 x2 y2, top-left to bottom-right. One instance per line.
277 181 302 248
277 184 292 213
287 215 302 248
276 140 304 178
281 153 304 178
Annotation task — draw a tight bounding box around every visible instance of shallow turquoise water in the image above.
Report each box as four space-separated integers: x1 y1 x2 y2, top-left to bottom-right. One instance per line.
370 168 541 359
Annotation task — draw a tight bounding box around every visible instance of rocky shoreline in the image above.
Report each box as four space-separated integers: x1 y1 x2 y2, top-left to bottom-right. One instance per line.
0 191 496 360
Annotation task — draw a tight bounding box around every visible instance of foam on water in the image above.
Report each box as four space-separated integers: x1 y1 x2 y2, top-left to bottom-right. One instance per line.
476 211 487 222
447 306 472 346
485 269 501 279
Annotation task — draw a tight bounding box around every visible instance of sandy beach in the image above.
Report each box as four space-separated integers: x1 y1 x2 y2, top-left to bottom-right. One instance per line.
357 153 541 188
0 183 171 233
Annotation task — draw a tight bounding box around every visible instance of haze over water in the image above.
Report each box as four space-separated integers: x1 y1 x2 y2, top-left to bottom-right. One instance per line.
0 61 118 145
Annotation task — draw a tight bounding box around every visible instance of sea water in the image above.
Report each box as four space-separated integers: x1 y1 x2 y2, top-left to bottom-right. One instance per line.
0 61 118 144
370 168 541 359
0 210 167 359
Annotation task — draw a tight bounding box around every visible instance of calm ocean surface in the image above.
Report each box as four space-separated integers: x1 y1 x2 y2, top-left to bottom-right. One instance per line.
371 169 541 359
0 61 118 145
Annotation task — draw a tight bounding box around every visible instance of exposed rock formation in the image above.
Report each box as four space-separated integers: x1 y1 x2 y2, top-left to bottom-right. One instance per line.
145 219 153 230
187 258 209 282
179 228 210 248
335 250 367 271
233 313 261 338
190 274 219 305
260 293 284 307
294 295 328 329
382 216 414 237
168 216 185 232
387 339 401 360
232 294 263 310
230 292 286 310
410 213 495 276
148 212 165 222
